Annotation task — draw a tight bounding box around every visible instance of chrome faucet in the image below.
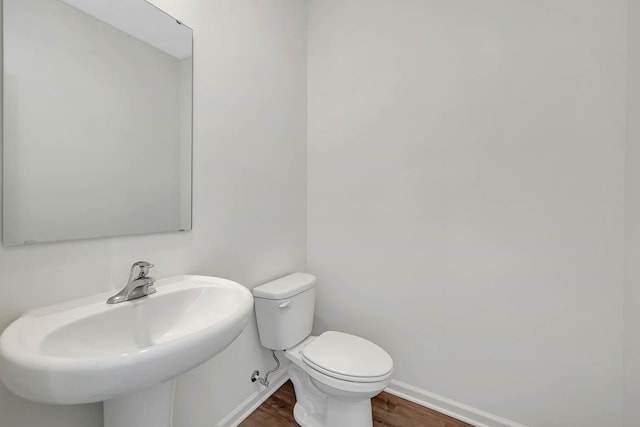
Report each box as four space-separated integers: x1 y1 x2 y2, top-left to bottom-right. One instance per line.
107 261 156 304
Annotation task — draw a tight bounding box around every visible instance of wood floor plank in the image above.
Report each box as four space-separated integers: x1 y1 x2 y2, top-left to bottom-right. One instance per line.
239 381 473 427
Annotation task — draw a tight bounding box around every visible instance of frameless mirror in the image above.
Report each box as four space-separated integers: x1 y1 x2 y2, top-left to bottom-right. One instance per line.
2 0 192 245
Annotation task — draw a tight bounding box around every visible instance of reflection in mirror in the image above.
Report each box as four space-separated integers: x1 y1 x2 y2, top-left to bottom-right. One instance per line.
2 0 192 245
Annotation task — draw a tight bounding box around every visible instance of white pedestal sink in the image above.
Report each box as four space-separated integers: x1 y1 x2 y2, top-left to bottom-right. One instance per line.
0 275 253 427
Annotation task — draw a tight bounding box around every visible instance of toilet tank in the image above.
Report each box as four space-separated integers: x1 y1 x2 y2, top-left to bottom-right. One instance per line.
252 273 316 350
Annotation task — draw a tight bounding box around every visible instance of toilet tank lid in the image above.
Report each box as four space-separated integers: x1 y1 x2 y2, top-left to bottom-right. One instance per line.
252 272 316 299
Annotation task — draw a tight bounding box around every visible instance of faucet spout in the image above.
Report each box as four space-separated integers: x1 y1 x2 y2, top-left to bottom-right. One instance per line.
107 261 156 304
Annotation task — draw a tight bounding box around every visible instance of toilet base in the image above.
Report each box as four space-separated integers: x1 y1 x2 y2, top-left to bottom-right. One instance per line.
293 402 324 427
325 398 372 427
288 364 375 427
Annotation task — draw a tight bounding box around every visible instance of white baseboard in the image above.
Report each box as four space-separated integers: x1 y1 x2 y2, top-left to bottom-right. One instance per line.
214 373 526 427
213 369 290 427
385 379 527 427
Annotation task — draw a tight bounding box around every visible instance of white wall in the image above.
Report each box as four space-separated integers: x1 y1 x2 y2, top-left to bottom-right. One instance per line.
307 1 627 426
3 0 187 244
626 1 640 425
0 0 306 426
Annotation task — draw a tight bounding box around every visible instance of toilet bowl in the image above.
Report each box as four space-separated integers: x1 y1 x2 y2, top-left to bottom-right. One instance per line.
252 273 393 427
285 333 392 427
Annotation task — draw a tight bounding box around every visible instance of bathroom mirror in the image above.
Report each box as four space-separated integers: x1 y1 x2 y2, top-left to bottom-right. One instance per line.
2 0 193 245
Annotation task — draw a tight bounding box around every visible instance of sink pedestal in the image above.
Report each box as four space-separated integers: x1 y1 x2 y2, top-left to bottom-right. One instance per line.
104 380 175 427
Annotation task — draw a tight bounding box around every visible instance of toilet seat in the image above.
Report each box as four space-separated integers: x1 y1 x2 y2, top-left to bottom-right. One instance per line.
301 331 393 383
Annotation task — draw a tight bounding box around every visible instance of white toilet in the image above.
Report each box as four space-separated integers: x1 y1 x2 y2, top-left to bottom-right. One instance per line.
253 273 393 427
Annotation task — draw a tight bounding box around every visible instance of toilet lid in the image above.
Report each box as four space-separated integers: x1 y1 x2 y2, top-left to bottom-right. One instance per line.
302 331 393 381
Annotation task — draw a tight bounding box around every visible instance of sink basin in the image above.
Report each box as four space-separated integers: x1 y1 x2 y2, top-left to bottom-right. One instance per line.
0 275 253 406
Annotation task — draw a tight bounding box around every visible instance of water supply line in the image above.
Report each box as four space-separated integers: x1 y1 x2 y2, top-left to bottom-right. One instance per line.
250 350 280 387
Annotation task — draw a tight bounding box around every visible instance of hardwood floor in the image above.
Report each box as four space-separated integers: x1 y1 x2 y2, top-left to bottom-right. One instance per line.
239 381 473 427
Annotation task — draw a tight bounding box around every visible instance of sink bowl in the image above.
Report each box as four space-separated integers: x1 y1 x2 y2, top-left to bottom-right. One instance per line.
0 275 253 406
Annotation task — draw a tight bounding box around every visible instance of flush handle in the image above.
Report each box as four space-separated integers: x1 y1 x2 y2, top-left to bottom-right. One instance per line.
278 301 291 309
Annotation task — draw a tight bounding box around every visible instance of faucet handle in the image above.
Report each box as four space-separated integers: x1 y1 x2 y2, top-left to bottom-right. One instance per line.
130 261 154 280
